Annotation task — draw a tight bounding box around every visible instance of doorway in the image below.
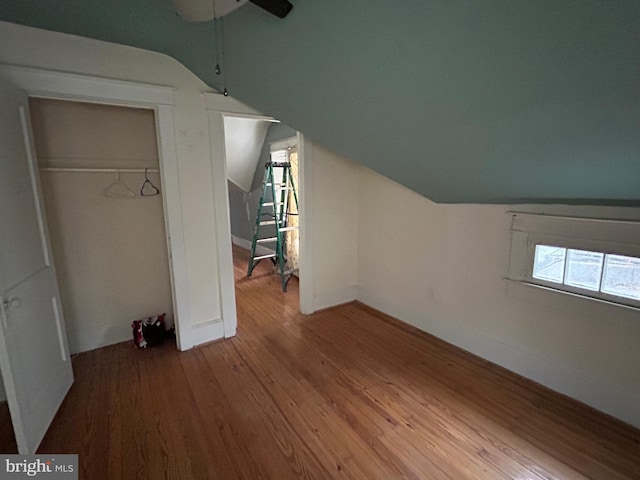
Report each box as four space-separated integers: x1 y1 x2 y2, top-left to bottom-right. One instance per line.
223 116 303 308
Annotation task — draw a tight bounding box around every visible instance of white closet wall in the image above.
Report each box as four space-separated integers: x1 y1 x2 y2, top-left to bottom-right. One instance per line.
30 98 174 354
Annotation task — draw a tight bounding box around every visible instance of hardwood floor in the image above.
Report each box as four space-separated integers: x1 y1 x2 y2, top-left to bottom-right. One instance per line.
38 245 640 479
0 401 17 453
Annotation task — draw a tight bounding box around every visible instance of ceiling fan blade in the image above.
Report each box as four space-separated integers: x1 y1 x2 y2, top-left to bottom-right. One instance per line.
249 0 293 18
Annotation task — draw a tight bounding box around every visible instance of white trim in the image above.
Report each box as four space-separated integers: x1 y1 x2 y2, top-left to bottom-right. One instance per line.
312 286 358 312
220 113 279 122
20 106 50 268
206 108 238 339
297 132 314 314
504 279 640 332
509 212 640 250
231 235 273 256
204 92 311 320
156 105 191 350
357 286 640 428
507 212 640 314
231 235 253 251
67 324 134 355
505 279 640 313
508 211 640 226
0 64 192 351
0 64 174 106
40 167 160 173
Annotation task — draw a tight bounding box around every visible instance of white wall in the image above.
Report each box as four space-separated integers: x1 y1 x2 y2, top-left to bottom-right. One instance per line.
357 166 640 428
30 98 159 169
0 21 245 349
31 99 174 353
305 143 359 311
224 116 270 192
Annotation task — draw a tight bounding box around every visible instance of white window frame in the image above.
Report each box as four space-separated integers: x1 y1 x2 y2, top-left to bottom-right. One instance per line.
507 212 640 311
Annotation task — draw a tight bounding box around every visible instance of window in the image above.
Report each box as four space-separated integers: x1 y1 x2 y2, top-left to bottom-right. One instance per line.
508 212 640 309
564 248 603 291
602 255 640 300
532 245 640 302
532 245 566 283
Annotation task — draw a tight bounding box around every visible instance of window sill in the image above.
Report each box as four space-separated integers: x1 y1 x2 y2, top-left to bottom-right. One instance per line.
503 278 640 330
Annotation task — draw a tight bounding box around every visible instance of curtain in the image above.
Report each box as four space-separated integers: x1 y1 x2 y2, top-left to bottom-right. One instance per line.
285 149 299 275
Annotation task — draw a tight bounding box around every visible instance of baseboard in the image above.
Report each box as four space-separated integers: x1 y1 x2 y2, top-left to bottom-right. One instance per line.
231 235 273 256
68 315 176 354
231 235 252 251
67 324 133 354
312 286 358 313
357 287 640 429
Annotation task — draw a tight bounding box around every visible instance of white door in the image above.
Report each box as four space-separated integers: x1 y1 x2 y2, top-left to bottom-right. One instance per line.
0 76 73 454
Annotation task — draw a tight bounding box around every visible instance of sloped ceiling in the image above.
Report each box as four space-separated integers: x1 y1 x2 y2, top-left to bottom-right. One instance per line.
2 1 639 204
224 117 270 192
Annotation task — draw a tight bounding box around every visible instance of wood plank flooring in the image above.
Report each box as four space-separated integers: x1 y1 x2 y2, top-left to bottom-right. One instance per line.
37 245 640 479
0 401 17 453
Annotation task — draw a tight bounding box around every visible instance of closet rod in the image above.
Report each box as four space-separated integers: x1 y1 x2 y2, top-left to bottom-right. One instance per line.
40 167 160 173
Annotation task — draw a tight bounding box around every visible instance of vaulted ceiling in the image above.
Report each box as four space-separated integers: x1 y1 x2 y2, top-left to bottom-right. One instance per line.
2 1 640 204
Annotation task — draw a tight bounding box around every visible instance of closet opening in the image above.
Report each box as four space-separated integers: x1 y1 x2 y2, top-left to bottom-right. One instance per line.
29 98 176 354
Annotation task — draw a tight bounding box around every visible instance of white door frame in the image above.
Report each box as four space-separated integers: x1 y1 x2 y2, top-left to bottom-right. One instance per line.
0 64 192 350
204 93 314 330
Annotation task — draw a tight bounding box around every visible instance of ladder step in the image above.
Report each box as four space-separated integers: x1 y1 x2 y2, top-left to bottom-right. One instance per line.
253 254 277 260
257 237 278 243
248 159 299 291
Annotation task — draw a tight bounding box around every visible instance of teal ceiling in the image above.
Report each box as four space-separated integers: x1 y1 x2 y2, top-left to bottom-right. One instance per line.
2 1 640 204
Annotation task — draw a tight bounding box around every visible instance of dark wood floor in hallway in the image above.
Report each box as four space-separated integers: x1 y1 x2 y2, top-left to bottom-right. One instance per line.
37 245 640 479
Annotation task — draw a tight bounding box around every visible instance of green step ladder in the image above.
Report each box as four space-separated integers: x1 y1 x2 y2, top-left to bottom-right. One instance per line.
247 161 299 291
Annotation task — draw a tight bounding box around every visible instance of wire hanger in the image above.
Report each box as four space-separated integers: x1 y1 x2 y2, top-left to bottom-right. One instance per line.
104 170 136 198
140 168 160 196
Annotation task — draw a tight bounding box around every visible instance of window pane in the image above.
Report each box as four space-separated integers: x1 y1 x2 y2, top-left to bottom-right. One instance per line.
601 254 640 301
564 249 604 291
533 245 566 283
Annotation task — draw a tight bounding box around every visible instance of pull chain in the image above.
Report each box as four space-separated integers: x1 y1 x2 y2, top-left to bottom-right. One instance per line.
211 0 228 96
220 15 228 96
